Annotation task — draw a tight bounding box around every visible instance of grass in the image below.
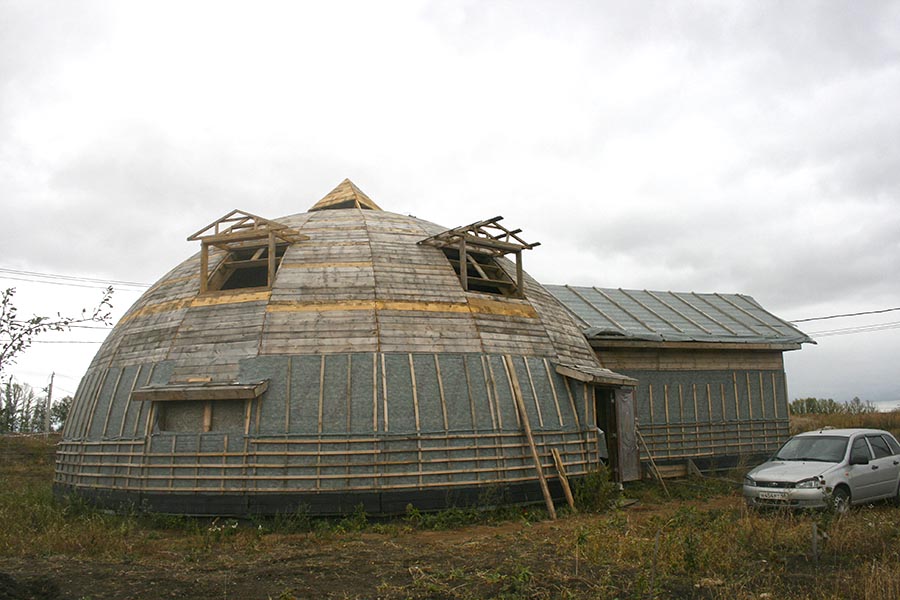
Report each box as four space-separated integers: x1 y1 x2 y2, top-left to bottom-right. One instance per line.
3 417 900 599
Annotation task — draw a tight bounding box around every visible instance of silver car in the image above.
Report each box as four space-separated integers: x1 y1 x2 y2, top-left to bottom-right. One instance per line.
743 428 900 512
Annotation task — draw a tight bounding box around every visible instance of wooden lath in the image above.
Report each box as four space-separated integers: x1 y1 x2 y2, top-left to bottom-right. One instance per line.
188 209 308 293
419 216 540 298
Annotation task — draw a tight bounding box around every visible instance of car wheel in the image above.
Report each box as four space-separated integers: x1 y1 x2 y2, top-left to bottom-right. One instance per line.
893 482 900 508
832 487 850 514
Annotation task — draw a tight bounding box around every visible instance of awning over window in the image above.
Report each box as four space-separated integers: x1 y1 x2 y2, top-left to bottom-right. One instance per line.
554 362 637 387
131 380 269 402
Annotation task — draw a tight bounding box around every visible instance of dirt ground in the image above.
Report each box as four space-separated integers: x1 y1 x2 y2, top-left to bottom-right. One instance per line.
0 493 743 600
0 517 594 599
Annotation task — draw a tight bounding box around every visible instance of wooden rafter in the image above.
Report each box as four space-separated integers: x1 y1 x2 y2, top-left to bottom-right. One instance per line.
418 216 540 256
187 209 307 245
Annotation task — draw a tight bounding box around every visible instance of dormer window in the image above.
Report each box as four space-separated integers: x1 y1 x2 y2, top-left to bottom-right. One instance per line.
440 247 516 296
419 216 540 299
210 243 290 291
188 210 308 293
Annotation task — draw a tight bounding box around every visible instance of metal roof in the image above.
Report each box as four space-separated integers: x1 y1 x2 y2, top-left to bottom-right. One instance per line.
545 286 814 346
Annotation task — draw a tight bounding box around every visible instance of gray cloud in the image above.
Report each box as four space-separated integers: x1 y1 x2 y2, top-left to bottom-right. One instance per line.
1 0 898 403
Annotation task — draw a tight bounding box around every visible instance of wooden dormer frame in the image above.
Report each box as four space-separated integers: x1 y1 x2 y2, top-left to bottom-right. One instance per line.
188 210 308 293
418 216 540 298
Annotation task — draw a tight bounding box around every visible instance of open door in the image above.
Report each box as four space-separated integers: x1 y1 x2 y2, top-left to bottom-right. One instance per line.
614 388 640 482
595 386 641 482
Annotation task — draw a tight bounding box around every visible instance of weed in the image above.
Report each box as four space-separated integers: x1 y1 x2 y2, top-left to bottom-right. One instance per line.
335 503 368 532
572 465 619 512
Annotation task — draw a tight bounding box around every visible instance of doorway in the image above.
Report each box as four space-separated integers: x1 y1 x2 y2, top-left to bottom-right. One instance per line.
594 385 641 482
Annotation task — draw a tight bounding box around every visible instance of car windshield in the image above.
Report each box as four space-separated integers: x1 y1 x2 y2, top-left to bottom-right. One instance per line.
774 436 848 462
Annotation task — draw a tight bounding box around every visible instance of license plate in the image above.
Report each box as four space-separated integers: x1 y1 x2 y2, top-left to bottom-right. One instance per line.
759 490 787 500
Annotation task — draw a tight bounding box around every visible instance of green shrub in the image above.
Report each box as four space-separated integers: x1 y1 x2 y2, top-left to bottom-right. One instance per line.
573 465 619 512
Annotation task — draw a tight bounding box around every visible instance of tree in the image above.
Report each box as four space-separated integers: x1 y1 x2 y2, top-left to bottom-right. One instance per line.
50 395 72 432
0 286 113 379
0 380 39 433
790 396 877 415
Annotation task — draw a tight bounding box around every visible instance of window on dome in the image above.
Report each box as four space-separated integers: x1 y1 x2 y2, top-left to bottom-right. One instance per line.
187 209 307 294
208 243 290 291
131 380 268 435
441 248 516 296
418 216 540 299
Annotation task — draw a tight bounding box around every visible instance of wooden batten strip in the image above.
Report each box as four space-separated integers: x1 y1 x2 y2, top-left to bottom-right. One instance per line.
543 359 564 428
562 377 580 429
169 435 177 490
746 372 753 420
380 353 389 432
409 355 421 432
372 353 378 432
243 398 252 435
221 434 228 493
502 358 521 428
771 372 779 419
118 365 143 438
733 373 740 419
691 384 698 441
481 356 498 430
409 354 423 486
346 354 353 433
663 384 670 453
434 355 449 431
202 402 212 432
720 383 727 425
82 369 110 439
523 358 544 428
317 356 325 434
759 372 766 419
254 394 262 435
484 356 506 476
285 356 292 433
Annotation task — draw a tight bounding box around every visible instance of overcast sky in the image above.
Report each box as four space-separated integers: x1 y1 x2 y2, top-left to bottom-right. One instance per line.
1 1 898 407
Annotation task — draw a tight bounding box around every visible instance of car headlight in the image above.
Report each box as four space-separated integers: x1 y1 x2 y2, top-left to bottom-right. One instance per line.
795 477 822 489
744 476 756 487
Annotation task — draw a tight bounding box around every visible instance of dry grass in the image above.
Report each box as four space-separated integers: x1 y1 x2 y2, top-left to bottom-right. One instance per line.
789 410 900 436
3 434 900 599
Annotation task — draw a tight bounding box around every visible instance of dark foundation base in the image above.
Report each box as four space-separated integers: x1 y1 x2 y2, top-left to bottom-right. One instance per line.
53 479 571 517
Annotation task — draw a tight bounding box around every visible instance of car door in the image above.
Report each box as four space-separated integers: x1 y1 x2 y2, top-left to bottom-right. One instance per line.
847 436 880 503
866 435 900 499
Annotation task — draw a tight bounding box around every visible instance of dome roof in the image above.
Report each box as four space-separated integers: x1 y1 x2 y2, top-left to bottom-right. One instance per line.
90 183 598 381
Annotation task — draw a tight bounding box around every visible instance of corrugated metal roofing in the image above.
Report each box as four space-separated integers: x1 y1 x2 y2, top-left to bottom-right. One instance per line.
545 286 814 345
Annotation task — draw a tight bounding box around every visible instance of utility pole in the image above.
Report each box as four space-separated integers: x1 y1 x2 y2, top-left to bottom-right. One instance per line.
44 372 54 437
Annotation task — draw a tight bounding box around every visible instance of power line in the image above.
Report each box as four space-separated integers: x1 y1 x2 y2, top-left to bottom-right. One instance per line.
808 320 900 338
31 340 105 344
0 274 122 290
0 267 150 288
791 307 900 323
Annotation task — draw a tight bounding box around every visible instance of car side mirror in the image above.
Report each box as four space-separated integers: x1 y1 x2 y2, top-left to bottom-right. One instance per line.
850 454 869 466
